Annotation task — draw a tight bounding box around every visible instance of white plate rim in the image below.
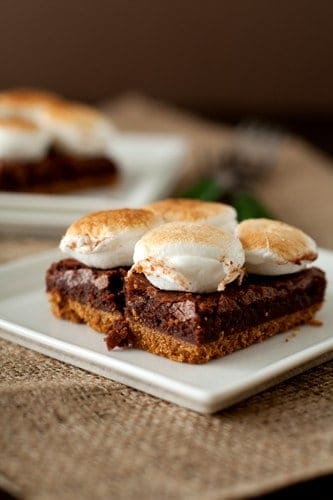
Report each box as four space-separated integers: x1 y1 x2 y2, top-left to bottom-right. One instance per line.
0 247 332 414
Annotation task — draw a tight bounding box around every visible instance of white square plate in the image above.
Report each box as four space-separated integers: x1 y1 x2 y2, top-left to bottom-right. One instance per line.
0 248 332 414
0 133 187 236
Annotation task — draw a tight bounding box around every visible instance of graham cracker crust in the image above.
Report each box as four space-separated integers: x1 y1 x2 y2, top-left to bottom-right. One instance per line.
127 303 324 363
48 290 128 346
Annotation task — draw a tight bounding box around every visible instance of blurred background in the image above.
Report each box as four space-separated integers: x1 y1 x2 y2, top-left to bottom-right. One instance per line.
1 0 333 247
1 5 333 498
1 0 333 152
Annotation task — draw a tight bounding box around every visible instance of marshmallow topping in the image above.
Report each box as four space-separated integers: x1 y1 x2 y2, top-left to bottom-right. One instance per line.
0 88 61 123
236 218 317 275
0 117 51 161
133 221 245 293
40 101 114 157
145 198 237 233
60 208 163 269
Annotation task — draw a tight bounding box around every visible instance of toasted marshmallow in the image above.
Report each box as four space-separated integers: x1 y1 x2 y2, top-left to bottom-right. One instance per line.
0 117 51 161
133 221 245 293
236 218 317 275
0 88 61 123
60 209 163 269
40 101 114 157
145 198 237 233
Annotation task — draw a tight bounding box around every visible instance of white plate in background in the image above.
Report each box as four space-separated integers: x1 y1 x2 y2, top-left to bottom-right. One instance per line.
0 133 187 236
0 248 332 414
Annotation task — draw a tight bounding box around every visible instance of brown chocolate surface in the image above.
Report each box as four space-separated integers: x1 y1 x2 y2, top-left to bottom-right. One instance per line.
0 148 117 192
46 258 326 350
125 268 327 345
46 258 129 314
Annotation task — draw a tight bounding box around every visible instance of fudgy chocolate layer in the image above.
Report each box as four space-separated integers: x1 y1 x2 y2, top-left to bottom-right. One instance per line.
0 148 117 192
46 259 129 314
125 268 326 346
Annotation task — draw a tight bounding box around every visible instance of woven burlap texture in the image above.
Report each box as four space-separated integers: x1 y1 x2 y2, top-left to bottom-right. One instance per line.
1 95 333 499
1 338 333 500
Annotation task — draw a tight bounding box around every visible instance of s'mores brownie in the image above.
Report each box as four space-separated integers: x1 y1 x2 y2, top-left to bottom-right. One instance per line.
0 88 118 192
121 219 326 363
46 197 326 364
46 208 162 347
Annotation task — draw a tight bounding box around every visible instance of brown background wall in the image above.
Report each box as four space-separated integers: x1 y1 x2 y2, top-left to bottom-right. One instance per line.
1 0 333 118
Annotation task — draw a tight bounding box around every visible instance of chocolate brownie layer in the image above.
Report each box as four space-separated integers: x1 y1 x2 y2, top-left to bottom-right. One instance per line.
122 268 326 362
46 259 130 346
0 149 118 192
125 305 322 363
46 259 326 363
46 258 129 313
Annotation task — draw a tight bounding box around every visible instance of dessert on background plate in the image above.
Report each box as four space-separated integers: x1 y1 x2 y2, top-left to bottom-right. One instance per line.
0 88 118 192
46 199 327 363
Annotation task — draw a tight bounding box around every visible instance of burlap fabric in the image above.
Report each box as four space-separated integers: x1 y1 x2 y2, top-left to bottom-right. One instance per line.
1 96 333 499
